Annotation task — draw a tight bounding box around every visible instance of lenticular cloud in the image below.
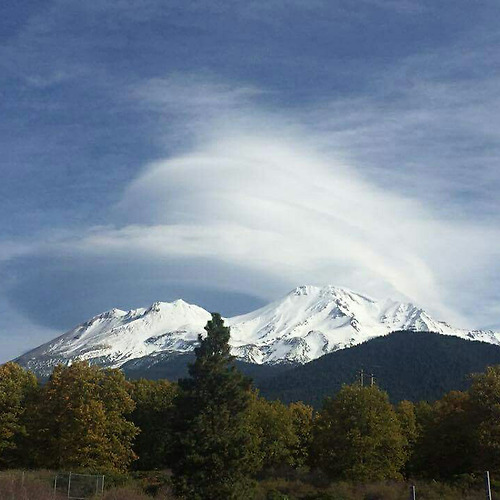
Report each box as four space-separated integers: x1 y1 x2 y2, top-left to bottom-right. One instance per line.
100 133 454 320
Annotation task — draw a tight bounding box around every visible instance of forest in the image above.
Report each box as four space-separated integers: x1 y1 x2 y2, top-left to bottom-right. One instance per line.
1 314 500 499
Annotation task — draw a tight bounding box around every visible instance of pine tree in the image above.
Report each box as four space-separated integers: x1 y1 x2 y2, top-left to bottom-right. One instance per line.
171 313 259 499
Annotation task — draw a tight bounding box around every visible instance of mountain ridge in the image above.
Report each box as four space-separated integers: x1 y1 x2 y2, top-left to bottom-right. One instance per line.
13 285 500 378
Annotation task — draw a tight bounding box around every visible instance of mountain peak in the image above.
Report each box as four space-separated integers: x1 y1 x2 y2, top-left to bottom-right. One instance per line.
288 284 375 303
144 298 197 315
13 285 500 377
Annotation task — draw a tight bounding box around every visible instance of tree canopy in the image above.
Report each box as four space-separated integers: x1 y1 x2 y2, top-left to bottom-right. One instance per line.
30 361 138 473
0 362 37 467
311 383 406 481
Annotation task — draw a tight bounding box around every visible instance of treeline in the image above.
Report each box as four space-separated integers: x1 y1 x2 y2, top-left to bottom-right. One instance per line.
2 314 500 498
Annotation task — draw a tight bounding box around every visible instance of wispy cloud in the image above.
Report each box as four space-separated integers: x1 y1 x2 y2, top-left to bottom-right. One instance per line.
3 66 500 342
2 0 500 363
301 44 500 220
113 58 500 326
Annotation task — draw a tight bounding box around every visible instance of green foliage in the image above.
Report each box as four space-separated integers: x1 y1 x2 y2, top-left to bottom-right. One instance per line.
396 401 417 446
289 402 314 468
311 384 406 481
0 362 38 468
412 391 476 478
7 341 500 497
171 313 260 499
249 395 300 471
129 379 177 470
468 365 500 473
395 400 417 475
30 361 138 472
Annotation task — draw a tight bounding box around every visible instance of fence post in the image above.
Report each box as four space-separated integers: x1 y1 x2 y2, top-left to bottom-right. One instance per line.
409 485 416 500
485 471 492 500
53 474 58 500
67 472 72 499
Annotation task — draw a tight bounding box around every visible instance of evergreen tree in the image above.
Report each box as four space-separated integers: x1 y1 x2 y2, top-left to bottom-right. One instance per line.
129 378 177 470
31 362 138 472
0 363 38 468
171 313 259 499
311 383 406 481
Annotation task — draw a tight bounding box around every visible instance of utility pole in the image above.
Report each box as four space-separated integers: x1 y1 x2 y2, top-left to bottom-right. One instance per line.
485 471 492 500
359 369 364 387
370 373 375 387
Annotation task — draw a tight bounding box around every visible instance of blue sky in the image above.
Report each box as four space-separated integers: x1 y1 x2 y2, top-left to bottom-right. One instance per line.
1 0 500 362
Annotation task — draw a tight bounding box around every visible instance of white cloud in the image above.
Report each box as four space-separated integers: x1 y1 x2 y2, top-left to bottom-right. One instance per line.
61 124 496 327
5 70 498 334
105 71 500 328
4 45 500 347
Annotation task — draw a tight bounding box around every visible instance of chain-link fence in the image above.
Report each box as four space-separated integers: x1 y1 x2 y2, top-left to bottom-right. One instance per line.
53 472 105 499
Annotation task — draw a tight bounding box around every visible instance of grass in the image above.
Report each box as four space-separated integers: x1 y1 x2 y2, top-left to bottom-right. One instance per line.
0 470 65 499
0 470 496 499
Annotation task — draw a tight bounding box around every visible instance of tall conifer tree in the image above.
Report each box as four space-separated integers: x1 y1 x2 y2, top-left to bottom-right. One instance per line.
171 313 258 499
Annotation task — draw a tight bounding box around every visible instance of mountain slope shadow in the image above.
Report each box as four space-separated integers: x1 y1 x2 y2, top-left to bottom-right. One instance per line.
258 331 500 406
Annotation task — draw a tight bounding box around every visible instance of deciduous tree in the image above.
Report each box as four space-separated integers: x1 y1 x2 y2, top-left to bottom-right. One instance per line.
248 396 298 472
311 384 406 481
32 362 138 472
0 363 38 468
469 365 500 473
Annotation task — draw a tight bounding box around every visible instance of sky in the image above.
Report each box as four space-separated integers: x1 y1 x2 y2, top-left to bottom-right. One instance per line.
1 0 500 362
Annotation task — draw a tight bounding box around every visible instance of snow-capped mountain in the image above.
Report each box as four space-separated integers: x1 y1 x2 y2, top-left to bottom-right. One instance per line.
14 285 500 377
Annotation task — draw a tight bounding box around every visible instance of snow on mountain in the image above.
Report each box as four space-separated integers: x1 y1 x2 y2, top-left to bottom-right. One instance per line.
14 285 500 376
16 300 211 377
227 285 500 363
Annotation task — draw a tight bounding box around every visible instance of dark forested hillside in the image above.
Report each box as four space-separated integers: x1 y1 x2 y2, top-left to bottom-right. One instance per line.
121 331 500 406
259 331 500 406
122 353 293 384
